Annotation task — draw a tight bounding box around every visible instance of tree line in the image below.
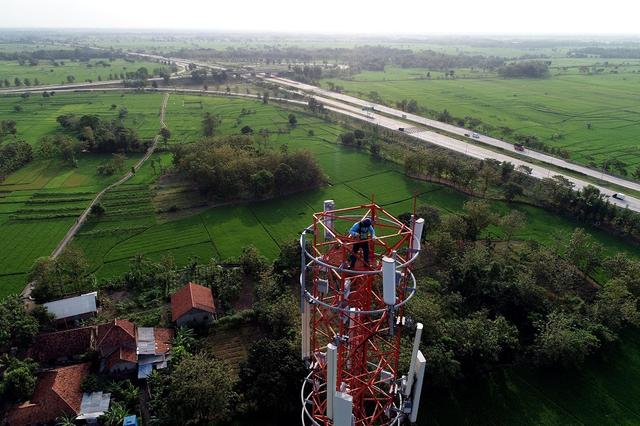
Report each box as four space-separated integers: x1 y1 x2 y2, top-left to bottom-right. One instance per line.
0 47 127 62
405 202 640 385
0 139 32 182
56 113 144 154
169 45 506 73
331 121 640 241
498 61 550 78
172 134 325 200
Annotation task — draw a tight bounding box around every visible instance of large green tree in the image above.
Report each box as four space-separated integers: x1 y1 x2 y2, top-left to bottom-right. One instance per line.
238 339 305 422
149 353 237 425
0 296 39 349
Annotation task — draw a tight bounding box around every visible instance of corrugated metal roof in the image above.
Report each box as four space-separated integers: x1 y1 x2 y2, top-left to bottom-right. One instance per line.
77 391 111 420
137 327 154 342
136 327 156 355
42 292 98 320
138 354 165 366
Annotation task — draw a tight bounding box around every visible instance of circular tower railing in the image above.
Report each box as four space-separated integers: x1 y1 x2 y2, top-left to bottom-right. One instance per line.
300 202 424 426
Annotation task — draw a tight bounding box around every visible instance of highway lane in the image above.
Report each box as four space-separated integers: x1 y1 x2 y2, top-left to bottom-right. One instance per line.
263 75 640 196
1 57 638 212
296 88 640 212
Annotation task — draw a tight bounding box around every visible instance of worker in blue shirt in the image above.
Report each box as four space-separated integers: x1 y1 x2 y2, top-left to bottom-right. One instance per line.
348 217 375 268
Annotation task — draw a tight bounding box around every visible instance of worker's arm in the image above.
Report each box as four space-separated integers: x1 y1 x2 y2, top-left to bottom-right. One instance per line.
348 222 359 237
369 226 376 238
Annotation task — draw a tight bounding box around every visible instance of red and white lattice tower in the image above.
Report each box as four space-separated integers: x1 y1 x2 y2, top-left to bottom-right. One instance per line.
300 201 426 426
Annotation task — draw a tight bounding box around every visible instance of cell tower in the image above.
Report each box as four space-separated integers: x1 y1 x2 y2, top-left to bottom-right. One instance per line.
300 201 426 426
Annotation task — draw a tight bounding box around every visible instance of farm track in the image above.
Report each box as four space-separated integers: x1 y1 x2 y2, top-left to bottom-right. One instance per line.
20 93 170 300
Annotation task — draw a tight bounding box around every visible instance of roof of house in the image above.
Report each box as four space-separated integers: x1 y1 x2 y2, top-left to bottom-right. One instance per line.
28 326 95 363
42 292 98 320
77 391 111 420
97 319 136 355
105 346 137 370
171 282 215 321
154 328 175 354
7 363 91 426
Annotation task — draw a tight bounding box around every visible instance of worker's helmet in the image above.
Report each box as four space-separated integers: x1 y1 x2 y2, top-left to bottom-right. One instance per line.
361 218 372 227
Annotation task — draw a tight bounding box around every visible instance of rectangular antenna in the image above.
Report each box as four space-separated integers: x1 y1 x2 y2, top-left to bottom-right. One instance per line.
301 301 311 360
382 256 396 305
404 323 423 396
413 218 425 252
334 391 353 426
323 200 335 240
409 351 426 423
327 343 337 419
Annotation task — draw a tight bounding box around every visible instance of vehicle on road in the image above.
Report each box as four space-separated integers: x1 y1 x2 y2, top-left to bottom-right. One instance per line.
464 133 470 137
472 132 480 139
613 193 627 201
514 143 525 152
398 127 405 132
402 114 407 119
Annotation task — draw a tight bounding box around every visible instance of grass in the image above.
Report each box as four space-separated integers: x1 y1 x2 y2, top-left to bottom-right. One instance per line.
322 66 640 175
1 90 638 295
205 323 264 376
424 329 640 425
0 91 164 145
0 58 167 86
0 92 165 294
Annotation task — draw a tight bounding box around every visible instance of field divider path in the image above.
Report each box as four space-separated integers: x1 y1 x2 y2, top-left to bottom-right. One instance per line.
21 93 170 300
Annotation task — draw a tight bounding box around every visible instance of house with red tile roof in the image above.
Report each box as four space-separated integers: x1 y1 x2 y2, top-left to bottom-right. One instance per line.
171 282 217 326
28 326 95 364
27 319 173 376
7 363 91 426
97 320 138 374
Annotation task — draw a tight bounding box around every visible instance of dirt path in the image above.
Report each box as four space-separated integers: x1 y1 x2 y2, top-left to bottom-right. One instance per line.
21 93 169 300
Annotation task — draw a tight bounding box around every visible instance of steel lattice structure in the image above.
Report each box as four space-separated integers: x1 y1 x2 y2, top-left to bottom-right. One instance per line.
300 202 424 426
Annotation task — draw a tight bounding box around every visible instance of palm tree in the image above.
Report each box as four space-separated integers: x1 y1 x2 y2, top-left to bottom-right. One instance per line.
173 326 196 352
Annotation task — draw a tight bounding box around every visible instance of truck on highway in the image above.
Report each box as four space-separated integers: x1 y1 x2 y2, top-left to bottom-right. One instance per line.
514 143 525 152
398 127 405 132
472 132 480 139
613 193 626 201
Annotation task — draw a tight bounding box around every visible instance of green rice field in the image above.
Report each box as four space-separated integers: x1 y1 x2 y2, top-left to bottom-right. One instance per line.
1 91 637 294
0 92 164 297
0 83 639 424
322 65 640 175
66 94 639 282
0 91 164 144
0 58 167 86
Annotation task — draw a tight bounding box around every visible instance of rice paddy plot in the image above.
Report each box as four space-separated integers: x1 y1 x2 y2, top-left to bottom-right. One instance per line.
295 184 370 212
0 274 26 300
103 214 214 263
247 194 320 246
74 229 146 273
345 170 440 205
201 206 281 260
0 217 74 275
315 149 399 184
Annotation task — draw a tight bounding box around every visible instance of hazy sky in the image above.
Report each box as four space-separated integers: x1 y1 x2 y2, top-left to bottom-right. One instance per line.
1 0 639 35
